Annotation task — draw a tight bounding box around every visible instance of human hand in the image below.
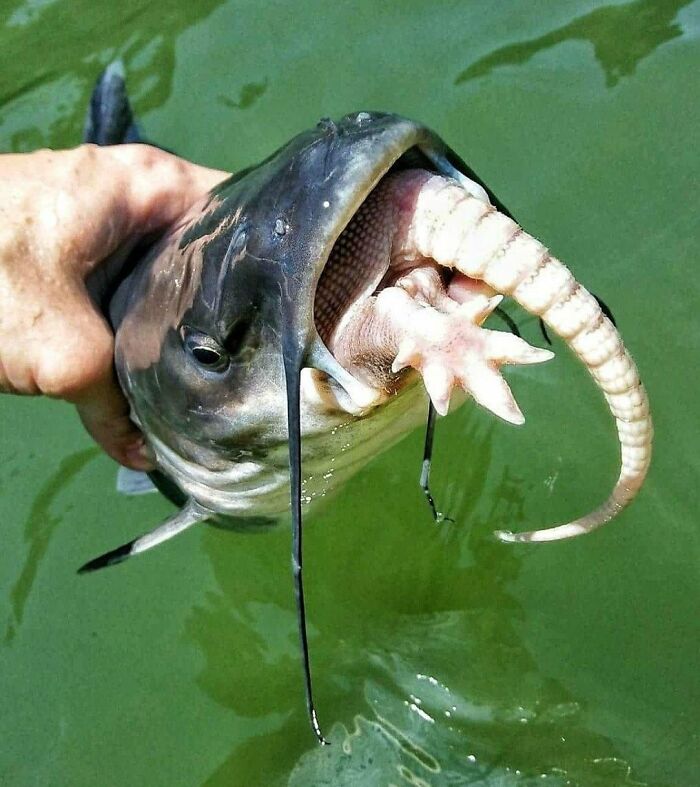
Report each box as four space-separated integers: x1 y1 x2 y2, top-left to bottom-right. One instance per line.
0 144 227 470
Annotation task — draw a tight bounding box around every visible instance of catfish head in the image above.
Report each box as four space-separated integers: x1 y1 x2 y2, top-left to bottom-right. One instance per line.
108 112 462 522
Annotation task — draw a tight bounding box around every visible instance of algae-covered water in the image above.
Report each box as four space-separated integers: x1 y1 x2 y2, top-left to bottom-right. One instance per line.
1 1 699 785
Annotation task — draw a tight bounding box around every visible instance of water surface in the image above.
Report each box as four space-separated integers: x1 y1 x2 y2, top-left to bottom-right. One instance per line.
1 1 699 784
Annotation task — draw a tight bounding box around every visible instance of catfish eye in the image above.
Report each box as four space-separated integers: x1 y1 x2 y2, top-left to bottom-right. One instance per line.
193 346 222 365
182 328 229 373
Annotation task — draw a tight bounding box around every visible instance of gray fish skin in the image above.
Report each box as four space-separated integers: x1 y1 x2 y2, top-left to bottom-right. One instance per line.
93 110 491 745
109 113 489 522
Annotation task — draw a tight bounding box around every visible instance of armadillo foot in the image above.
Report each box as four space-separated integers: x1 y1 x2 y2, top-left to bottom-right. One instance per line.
390 284 554 420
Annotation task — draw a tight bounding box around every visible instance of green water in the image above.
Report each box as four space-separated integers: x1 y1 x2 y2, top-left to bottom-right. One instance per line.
1 1 698 784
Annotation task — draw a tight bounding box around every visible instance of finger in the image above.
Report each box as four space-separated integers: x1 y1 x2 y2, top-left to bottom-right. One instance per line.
28 280 154 471
75 371 154 471
107 144 229 234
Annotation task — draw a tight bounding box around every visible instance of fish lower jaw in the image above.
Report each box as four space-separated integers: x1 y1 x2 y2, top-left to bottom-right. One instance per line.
301 367 386 417
147 379 431 519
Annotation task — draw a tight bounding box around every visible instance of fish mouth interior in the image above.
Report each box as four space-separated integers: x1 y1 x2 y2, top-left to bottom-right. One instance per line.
313 146 438 352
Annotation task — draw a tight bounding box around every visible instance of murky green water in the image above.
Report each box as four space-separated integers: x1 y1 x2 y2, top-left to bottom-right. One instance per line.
1 1 699 784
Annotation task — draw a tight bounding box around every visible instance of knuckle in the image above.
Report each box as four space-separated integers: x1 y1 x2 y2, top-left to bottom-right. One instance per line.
71 143 100 169
35 361 84 398
36 331 114 399
0 343 40 395
0 356 17 394
121 143 167 173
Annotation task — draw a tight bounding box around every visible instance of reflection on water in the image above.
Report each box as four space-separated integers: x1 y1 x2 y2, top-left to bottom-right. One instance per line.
184 415 647 786
218 78 269 110
455 0 693 87
6 0 62 29
0 0 226 150
3 447 98 644
0 0 696 783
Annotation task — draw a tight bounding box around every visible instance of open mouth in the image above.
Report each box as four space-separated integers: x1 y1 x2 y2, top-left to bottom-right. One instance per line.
314 151 448 352
312 156 551 421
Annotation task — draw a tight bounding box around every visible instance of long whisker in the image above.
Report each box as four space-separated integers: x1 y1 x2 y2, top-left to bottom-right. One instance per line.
283 354 329 746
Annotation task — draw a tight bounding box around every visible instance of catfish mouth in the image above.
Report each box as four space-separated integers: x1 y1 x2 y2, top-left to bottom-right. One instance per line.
312 147 446 395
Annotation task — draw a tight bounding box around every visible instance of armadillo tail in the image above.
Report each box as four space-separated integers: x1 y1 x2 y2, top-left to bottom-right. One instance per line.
405 174 652 542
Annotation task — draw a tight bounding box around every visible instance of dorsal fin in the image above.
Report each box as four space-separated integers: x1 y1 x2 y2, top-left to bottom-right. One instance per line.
83 60 140 146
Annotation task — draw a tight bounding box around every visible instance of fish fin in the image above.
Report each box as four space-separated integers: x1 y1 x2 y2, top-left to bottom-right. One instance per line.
83 59 140 146
283 351 329 746
116 466 158 496
78 500 206 574
147 470 189 508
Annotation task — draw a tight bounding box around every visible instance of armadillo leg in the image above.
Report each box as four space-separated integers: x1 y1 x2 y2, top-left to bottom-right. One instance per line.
331 266 553 420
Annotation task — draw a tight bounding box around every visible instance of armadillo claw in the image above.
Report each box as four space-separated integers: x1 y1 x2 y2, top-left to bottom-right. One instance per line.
464 362 525 425
460 294 504 324
391 338 421 374
485 331 555 366
391 307 553 422
421 363 455 416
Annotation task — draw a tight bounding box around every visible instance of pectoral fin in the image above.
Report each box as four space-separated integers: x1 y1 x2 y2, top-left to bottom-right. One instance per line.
116 466 158 496
78 500 206 573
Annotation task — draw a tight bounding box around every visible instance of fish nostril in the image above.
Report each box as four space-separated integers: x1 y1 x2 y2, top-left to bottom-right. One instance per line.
316 117 336 133
274 218 287 237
